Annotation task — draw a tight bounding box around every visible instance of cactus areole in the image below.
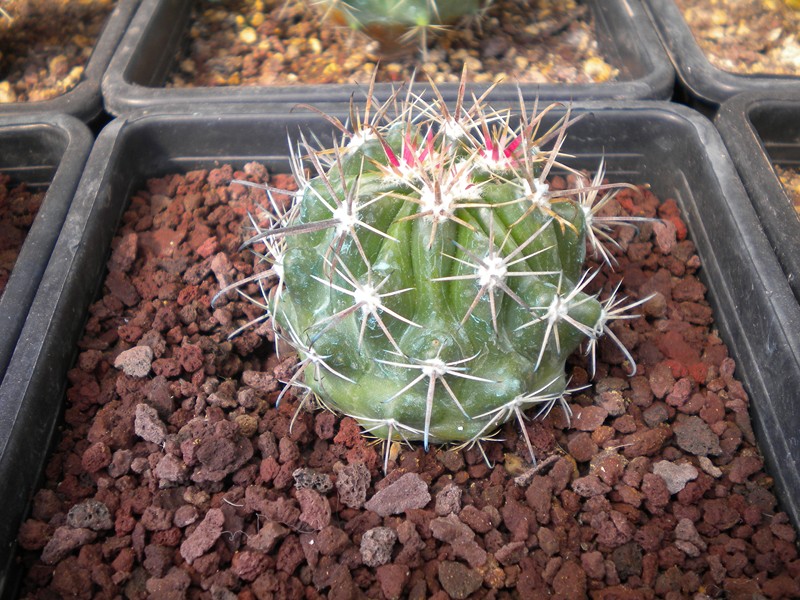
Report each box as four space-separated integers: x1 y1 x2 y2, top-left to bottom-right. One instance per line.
239 87 644 467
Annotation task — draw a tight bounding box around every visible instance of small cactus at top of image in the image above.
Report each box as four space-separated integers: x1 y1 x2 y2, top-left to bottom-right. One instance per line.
308 0 491 54
221 76 652 472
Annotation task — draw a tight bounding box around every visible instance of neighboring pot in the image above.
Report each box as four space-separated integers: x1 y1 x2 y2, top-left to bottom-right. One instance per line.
0 0 140 124
642 0 800 109
3 102 800 596
0 114 93 596
101 0 675 116
0 114 93 387
715 92 800 300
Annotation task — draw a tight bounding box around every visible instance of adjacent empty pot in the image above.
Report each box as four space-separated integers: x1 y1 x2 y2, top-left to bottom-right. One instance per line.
715 92 800 302
0 113 93 596
0 114 93 386
642 0 800 108
0 0 140 124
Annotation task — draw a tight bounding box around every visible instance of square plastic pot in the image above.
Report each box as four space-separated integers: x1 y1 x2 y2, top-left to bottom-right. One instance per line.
0 0 140 124
3 101 800 595
101 0 675 116
715 93 800 301
642 0 800 108
0 114 93 595
0 114 93 386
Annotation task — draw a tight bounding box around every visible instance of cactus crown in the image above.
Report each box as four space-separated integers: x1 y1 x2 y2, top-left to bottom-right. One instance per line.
229 78 648 471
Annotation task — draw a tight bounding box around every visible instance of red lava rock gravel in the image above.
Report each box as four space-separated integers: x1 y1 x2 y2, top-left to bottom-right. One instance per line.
0 173 44 297
12 163 800 599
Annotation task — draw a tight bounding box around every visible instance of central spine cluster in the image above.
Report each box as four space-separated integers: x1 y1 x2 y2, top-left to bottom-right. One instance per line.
239 84 644 469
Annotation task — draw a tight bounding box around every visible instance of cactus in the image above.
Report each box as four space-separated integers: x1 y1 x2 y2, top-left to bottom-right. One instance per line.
228 82 648 471
311 0 490 54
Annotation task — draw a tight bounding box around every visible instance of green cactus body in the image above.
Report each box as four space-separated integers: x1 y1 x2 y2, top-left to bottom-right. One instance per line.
219 88 651 471
326 0 485 29
241 92 646 468
317 0 488 53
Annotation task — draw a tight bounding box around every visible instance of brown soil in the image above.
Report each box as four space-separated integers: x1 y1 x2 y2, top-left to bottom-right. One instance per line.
0 174 44 298
775 165 800 214
14 163 800 599
0 0 116 103
676 0 800 76
166 0 618 87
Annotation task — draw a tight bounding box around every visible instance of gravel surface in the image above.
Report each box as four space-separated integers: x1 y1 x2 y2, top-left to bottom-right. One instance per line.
167 0 619 87
0 0 116 103
676 0 800 75
13 161 800 599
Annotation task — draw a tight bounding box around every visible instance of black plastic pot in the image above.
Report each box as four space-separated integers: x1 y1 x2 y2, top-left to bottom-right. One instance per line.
101 0 675 116
0 114 93 596
715 93 800 300
642 0 800 109
0 114 93 387
0 0 140 124
3 101 800 594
